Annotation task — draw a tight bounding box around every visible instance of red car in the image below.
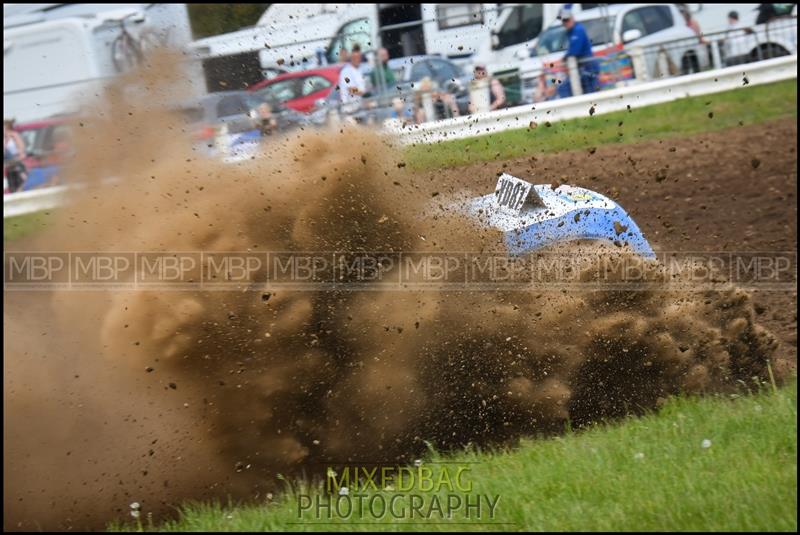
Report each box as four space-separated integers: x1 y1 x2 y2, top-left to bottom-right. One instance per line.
16 117 71 169
7 117 72 192
248 65 343 113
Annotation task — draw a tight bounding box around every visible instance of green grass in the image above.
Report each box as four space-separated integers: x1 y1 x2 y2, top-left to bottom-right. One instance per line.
405 79 798 170
3 210 57 244
114 380 797 532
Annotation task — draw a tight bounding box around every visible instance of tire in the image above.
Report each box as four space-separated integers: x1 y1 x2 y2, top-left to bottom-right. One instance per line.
111 35 141 73
749 43 790 62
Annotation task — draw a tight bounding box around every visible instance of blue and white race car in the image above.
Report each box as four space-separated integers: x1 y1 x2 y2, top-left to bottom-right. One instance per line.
466 173 654 258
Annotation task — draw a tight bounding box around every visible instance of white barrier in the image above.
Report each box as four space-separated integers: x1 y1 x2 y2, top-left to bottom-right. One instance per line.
3 184 74 219
4 55 797 219
387 54 798 144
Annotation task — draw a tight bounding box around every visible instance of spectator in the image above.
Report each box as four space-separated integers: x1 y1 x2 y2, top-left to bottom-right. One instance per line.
755 3 780 25
727 10 741 28
338 44 366 111
4 119 27 193
560 7 600 96
414 77 460 123
255 102 278 136
390 97 414 126
533 72 557 103
722 10 745 65
468 64 506 114
677 4 705 72
369 47 397 94
679 4 706 43
315 47 328 66
337 47 350 65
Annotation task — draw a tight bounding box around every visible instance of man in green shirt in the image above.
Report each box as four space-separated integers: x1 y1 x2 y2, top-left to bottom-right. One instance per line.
369 47 396 93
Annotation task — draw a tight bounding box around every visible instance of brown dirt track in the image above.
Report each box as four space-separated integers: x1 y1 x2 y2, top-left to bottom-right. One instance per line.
425 117 798 355
3 116 797 531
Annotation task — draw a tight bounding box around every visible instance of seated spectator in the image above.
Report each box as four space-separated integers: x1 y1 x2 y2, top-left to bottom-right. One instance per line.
256 103 278 136
391 97 414 126
533 72 557 103
414 78 460 123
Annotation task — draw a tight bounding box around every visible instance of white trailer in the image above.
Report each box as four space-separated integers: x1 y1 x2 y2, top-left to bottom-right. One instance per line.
3 4 197 123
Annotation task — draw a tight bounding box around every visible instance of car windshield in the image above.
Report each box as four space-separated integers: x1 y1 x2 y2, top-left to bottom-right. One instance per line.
536 16 615 56
391 66 406 82
251 90 285 111
257 79 300 103
19 129 39 152
213 95 253 118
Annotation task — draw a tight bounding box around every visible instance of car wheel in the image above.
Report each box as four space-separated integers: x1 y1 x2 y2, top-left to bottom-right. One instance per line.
749 43 790 62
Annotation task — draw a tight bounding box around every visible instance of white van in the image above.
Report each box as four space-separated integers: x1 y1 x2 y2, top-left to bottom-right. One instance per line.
684 3 762 33
475 4 571 73
4 16 113 122
474 4 633 75
3 4 196 122
517 3 711 102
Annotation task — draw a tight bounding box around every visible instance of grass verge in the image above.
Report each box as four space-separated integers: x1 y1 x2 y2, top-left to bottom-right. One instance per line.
3 209 57 244
405 79 797 170
114 379 797 532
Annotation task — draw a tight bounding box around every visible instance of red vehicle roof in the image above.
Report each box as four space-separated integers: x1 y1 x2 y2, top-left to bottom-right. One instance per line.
248 65 343 92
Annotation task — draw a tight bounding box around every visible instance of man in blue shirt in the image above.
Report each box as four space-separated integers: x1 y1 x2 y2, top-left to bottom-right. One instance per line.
560 7 600 96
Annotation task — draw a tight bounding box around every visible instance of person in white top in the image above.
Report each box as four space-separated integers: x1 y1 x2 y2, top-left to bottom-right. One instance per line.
722 10 754 66
338 44 366 111
4 119 27 193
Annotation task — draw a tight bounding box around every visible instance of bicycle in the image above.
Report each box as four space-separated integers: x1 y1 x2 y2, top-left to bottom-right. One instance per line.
109 11 166 73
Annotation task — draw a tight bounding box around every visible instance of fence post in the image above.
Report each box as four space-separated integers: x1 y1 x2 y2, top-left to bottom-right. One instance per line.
657 51 670 78
420 91 435 123
629 47 649 81
214 123 230 158
468 77 490 114
567 56 582 96
710 40 723 70
329 106 341 127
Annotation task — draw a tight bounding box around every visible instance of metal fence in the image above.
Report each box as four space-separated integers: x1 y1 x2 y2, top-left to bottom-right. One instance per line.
508 16 797 105
118 12 800 138
285 16 797 129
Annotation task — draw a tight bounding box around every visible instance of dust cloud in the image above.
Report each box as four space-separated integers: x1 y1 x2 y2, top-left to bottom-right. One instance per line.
3 55 790 531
